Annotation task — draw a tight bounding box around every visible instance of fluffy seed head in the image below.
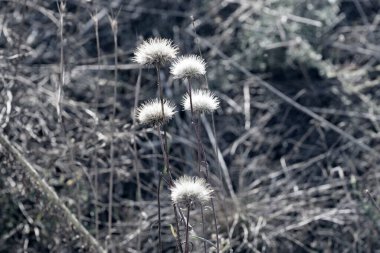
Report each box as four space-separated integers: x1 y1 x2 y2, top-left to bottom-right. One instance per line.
183 89 220 114
170 55 206 79
133 38 178 66
136 98 176 126
171 176 213 206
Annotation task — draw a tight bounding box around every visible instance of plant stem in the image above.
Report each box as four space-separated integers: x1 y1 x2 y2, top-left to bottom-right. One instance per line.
186 78 207 252
185 205 191 253
173 204 184 253
155 64 183 252
200 204 207 253
108 18 118 247
132 68 143 251
92 12 101 241
132 68 142 202
211 198 220 252
157 125 183 252
186 78 203 173
158 174 163 252
186 77 220 252
155 65 173 180
156 125 164 253
155 64 165 253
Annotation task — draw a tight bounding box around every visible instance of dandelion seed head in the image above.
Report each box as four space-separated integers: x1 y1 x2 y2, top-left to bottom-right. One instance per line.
133 38 178 66
170 55 206 79
171 176 213 206
136 98 176 126
182 89 220 114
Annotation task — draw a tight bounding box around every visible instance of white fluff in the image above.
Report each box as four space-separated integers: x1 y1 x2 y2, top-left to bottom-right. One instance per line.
133 38 178 66
171 176 213 206
137 98 176 126
183 89 220 114
170 55 206 79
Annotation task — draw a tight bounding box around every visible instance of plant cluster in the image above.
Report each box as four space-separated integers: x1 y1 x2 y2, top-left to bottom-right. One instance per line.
133 37 220 252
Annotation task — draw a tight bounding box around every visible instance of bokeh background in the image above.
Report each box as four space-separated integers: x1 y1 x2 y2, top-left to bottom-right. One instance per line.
1 0 380 252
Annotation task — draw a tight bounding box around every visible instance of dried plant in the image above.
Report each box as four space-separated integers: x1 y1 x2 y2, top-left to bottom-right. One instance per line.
1 1 380 252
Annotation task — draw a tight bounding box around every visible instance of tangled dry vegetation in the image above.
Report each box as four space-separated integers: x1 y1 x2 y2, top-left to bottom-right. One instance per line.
1 0 380 252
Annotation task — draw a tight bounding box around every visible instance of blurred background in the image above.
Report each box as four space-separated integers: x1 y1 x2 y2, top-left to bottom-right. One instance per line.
1 0 380 252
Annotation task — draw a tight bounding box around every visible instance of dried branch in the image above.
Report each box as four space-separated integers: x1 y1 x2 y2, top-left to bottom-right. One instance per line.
0 133 106 253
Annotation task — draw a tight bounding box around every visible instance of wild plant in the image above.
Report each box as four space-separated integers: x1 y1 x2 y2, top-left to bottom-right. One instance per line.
133 37 221 253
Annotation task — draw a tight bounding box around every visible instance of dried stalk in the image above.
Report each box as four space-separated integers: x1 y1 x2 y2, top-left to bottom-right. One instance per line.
0 133 106 253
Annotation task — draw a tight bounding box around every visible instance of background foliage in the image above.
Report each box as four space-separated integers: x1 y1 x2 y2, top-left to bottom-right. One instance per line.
1 0 380 252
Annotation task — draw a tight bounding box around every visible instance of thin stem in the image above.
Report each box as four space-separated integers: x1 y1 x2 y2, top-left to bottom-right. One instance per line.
156 125 164 253
132 68 143 251
200 204 207 253
155 65 173 180
157 126 183 253
132 68 142 202
157 124 170 181
209 114 223 252
158 170 163 253
185 205 191 253
195 113 207 174
92 12 101 241
155 64 182 252
210 199 220 252
185 78 208 252
191 15 209 90
156 65 165 119
185 78 202 173
57 1 64 118
210 113 222 187
155 64 165 253
173 204 184 253
155 64 167 253
108 18 118 246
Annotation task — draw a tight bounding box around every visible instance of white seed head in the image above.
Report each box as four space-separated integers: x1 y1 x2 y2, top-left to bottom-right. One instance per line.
170 55 206 79
171 176 213 206
133 38 179 66
136 98 176 126
182 89 220 114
